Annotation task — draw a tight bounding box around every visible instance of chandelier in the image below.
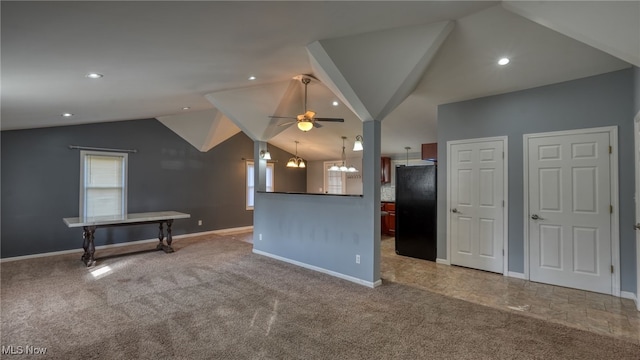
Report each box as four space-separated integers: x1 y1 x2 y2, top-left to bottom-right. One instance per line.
329 136 357 172
286 141 306 168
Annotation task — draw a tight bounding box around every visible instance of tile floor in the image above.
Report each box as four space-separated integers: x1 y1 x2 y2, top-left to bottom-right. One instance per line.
235 231 638 343
380 236 640 345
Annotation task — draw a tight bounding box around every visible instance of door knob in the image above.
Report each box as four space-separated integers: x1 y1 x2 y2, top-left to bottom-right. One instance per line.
634 223 640 230
531 214 544 220
452 208 460 213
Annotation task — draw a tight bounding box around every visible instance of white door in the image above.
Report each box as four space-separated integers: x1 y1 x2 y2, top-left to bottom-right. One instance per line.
450 139 505 273
527 131 612 294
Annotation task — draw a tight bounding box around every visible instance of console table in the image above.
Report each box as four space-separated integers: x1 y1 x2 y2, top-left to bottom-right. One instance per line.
63 211 191 267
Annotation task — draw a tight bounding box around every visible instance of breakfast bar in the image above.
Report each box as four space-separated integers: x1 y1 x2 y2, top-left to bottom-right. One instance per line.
63 211 191 267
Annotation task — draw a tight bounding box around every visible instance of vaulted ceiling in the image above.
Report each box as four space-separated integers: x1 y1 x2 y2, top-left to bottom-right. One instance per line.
2 1 638 160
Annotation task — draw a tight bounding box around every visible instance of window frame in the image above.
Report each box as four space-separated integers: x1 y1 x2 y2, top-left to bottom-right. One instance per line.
323 160 346 194
79 150 128 220
246 160 274 210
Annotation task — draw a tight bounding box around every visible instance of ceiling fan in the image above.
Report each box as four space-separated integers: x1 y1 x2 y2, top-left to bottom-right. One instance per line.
269 75 344 132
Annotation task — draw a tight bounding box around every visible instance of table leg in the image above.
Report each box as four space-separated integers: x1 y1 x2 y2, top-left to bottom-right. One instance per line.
84 226 96 267
156 222 165 251
165 219 174 253
82 227 89 262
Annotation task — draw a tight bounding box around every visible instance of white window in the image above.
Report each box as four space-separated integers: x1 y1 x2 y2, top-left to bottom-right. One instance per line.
324 161 346 194
246 161 274 210
80 151 128 219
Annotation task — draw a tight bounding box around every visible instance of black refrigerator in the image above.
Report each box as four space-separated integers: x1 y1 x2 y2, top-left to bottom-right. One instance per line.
394 165 437 261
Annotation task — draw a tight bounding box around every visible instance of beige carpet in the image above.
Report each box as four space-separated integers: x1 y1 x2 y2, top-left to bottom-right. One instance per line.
2 234 639 359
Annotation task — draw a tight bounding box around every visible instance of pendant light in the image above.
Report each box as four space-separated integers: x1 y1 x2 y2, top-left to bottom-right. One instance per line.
405 146 411 166
286 141 305 168
329 136 358 172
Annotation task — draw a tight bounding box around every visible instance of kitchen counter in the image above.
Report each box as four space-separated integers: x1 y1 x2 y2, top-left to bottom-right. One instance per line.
258 191 363 197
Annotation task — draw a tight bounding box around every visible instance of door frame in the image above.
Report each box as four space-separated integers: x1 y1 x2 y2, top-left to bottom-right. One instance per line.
523 126 619 296
635 111 640 309
446 136 509 275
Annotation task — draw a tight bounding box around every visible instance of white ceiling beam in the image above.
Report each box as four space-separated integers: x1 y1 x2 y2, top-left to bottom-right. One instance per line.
157 109 240 152
205 80 302 141
307 21 454 122
503 1 640 67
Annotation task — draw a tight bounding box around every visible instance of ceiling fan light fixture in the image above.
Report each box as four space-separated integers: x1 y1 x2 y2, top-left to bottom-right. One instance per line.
297 120 313 132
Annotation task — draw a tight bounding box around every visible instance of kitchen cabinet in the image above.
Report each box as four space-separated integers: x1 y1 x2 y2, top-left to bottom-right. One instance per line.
381 157 391 183
381 204 388 235
382 202 395 236
421 143 437 161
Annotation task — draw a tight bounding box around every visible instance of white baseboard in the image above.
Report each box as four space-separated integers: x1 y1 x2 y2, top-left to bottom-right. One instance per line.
436 258 450 265
0 226 254 263
252 249 381 288
507 271 526 279
620 291 639 311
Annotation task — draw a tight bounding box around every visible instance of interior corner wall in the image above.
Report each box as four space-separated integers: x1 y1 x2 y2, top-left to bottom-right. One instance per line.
0 119 305 258
634 66 640 113
437 68 636 293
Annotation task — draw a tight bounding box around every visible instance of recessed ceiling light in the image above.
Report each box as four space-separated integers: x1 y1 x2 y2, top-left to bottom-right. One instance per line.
498 58 510 66
248 76 256 81
86 73 103 79
61 113 73 117
182 107 190 110
332 101 339 106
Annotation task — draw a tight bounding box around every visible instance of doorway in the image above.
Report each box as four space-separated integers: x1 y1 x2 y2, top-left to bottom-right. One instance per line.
524 126 619 295
447 136 508 274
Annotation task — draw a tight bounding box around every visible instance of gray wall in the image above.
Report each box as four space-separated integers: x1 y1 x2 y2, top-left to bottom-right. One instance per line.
253 193 373 281
635 66 640 114
1 119 305 258
253 119 382 285
306 160 325 193
437 68 636 293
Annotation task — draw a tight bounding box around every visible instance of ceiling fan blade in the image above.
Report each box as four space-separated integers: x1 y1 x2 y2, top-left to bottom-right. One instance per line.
269 115 296 120
313 121 323 128
277 121 297 127
314 117 344 122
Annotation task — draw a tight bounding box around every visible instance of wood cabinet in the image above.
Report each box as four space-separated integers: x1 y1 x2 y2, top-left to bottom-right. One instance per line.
421 143 437 161
381 204 388 235
381 157 391 183
382 202 395 236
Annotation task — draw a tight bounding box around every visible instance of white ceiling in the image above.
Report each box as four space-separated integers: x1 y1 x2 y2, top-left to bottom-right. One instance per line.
2 1 637 161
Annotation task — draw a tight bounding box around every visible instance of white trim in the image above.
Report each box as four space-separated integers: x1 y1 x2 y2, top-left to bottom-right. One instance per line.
635 110 640 313
523 126 620 296
620 291 639 312
0 226 254 263
436 258 450 265
252 249 381 288
446 136 509 275
207 226 254 235
507 271 526 279
80 150 128 219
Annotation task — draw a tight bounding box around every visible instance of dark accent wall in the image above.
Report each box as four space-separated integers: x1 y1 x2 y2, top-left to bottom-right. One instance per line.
1 119 305 258
437 68 636 293
634 66 640 113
